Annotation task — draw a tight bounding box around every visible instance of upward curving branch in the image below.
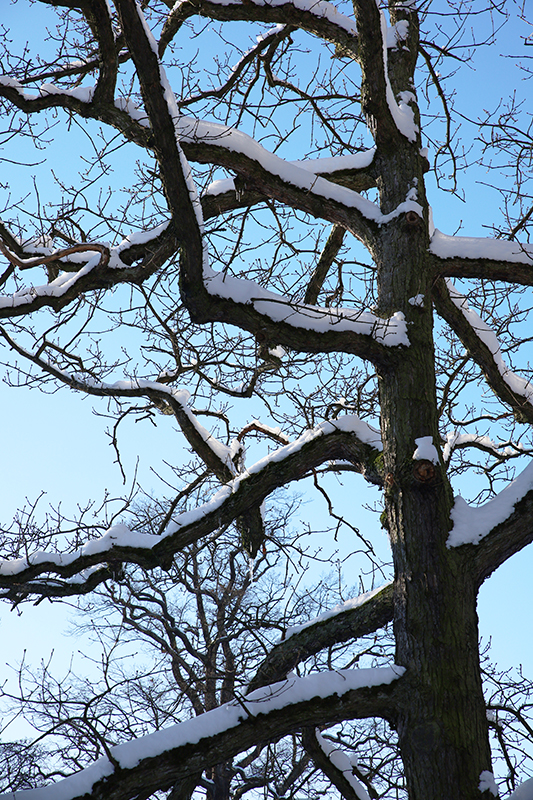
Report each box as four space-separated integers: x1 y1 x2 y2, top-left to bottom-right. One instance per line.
0 400 383 600
248 582 394 693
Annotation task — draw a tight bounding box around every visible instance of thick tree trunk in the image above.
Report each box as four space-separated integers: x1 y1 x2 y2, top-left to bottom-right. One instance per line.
374 142 494 799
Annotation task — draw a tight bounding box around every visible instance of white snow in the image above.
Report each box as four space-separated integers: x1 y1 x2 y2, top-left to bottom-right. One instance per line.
315 731 370 800
175 0 358 36
408 294 424 307
430 230 533 265
291 149 376 173
479 771 499 797
203 148 377 200
40 83 95 103
447 459 533 547
379 11 418 142
412 436 439 464
442 431 518 463
386 19 409 48
0 666 404 800
0 253 102 309
202 266 410 345
509 778 533 800
284 583 391 639
444 280 533 406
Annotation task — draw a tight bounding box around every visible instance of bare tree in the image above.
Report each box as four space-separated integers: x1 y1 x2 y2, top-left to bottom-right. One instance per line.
1 0 533 799
0 511 402 800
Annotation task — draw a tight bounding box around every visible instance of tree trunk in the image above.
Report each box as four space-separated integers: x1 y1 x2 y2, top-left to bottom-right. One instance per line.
374 143 494 799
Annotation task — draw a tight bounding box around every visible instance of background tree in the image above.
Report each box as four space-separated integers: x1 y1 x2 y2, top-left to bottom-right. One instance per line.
0 0 533 799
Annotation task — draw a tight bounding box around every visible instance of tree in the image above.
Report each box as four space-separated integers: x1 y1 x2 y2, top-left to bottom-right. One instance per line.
0 0 533 798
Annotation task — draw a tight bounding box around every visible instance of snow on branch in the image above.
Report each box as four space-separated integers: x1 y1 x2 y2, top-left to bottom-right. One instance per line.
0 667 404 800
378 10 417 143
248 582 393 693
312 729 371 800
447 459 533 548
430 229 533 286
445 279 533 406
159 0 361 61
442 432 524 464
430 230 533 267
0 222 178 318
0 402 383 593
508 777 533 800
433 278 533 425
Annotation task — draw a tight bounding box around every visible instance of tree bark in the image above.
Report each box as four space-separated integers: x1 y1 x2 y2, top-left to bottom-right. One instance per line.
373 135 494 797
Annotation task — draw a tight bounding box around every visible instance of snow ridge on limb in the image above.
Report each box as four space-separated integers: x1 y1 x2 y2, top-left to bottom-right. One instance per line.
448 458 533 589
301 728 371 800
248 582 393 693
442 431 523 464
432 278 533 425
351 0 418 147
448 460 533 548
0 667 404 800
430 230 533 264
159 0 361 60
0 398 383 596
0 222 179 318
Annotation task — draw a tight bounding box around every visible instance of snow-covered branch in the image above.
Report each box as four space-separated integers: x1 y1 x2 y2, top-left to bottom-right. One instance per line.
447 458 533 586
302 727 373 800
0 408 383 598
248 583 393 693
159 0 361 61
431 229 533 285
442 432 525 464
0 222 177 317
0 667 403 800
433 278 533 425
351 0 418 147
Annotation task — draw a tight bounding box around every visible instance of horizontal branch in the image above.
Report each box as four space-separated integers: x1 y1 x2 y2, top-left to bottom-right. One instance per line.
0 668 403 800
248 582 393 693
430 230 533 285
159 0 360 60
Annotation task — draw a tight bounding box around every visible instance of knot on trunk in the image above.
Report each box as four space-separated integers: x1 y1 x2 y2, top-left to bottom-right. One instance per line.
404 210 423 229
413 459 436 483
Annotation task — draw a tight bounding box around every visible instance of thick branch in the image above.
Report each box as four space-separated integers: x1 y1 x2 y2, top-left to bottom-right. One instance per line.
301 728 367 800
470 489 533 587
247 583 393 693
304 225 346 305
0 415 382 596
432 277 533 425
351 0 400 148
83 0 118 105
431 238 533 286
0 670 401 800
159 0 360 60
0 230 178 319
